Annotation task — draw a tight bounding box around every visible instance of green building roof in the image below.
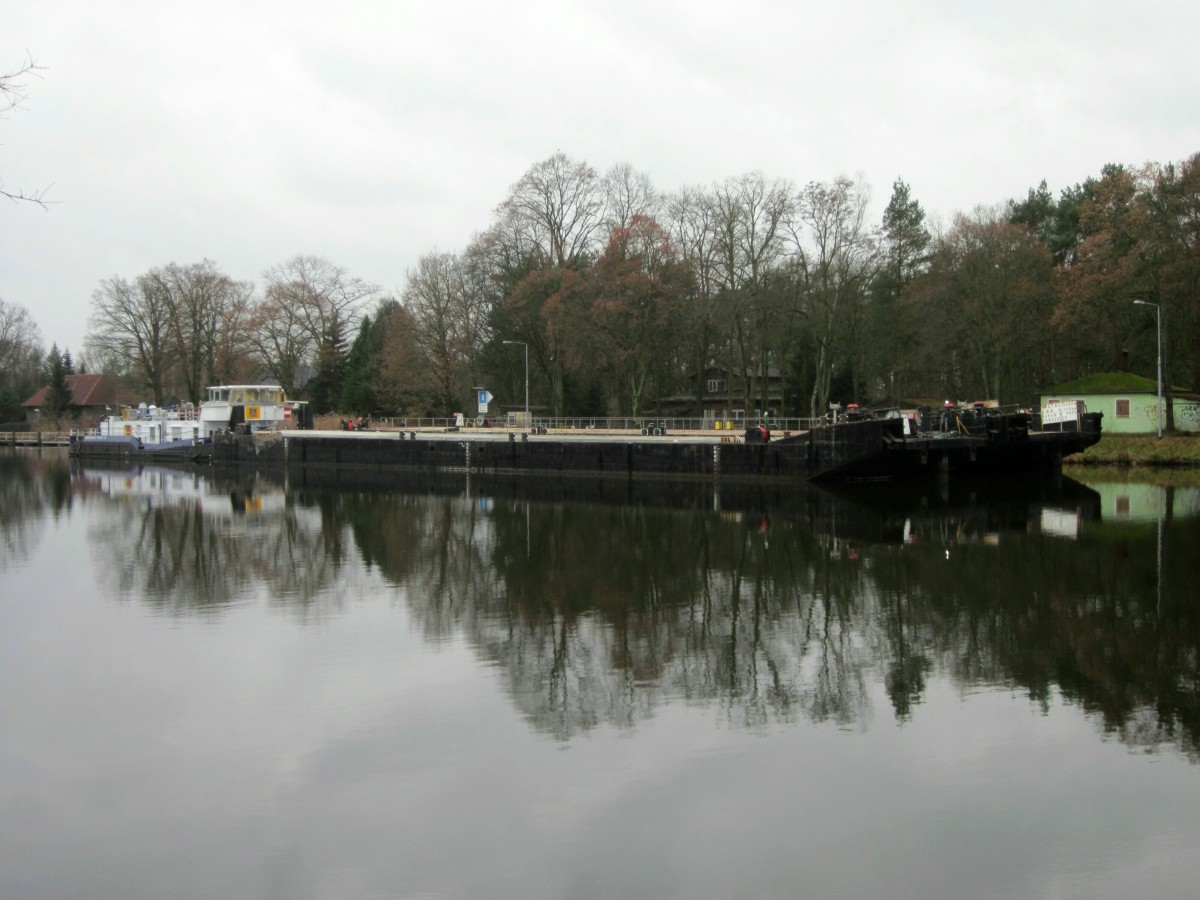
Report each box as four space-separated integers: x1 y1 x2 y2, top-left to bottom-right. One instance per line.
1045 372 1159 394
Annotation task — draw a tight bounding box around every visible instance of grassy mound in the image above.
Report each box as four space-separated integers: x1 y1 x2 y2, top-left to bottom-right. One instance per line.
1065 433 1200 467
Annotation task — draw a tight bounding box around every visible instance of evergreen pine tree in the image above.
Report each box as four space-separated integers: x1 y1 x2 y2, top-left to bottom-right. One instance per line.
881 179 931 288
308 316 348 413
339 314 376 414
868 180 932 403
43 344 75 422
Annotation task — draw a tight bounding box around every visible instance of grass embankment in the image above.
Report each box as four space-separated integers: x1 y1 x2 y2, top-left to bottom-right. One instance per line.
1065 433 1200 468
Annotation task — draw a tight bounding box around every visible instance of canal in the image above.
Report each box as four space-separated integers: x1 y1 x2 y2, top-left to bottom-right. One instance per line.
2 449 1198 898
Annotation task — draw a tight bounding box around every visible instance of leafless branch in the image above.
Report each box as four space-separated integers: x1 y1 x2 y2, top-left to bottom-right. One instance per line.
2 52 52 208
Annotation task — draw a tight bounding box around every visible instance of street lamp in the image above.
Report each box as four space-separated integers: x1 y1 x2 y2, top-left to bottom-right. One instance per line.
1133 299 1163 438
502 340 529 427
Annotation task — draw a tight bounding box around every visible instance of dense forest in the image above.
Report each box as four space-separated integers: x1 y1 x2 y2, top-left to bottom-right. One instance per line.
3 151 1198 425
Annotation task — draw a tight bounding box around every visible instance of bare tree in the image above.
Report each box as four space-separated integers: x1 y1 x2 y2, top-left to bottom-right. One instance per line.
87 275 175 404
603 162 659 233
0 297 42 373
212 279 255 385
491 154 609 415
461 224 544 412
498 152 608 269
143 260 254 404
261 255 378 349
790 177 879 417
711 173 794 415
246 284 313 395
403 251 490 412
666 187 725 413
0 298 44 415
253 256 379 396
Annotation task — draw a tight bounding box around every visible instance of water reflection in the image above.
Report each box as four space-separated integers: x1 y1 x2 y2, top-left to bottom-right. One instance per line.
0 451 73 566
6 453 1196 760
76 462 346 616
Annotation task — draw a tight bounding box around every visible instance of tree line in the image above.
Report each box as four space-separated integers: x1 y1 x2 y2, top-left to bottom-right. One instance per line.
6 150 1199 425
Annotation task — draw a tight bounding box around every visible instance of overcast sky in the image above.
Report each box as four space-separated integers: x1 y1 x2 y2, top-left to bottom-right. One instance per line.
4 0 1198 355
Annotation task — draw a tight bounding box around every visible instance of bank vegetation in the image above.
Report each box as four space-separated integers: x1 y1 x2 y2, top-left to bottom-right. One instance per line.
1066 434 1200 468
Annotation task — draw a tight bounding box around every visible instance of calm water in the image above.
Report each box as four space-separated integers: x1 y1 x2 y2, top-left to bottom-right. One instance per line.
2 449 1199 899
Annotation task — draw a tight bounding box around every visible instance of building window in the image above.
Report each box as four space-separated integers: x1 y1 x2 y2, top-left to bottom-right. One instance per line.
1115 398 1131 419
706 378 725 394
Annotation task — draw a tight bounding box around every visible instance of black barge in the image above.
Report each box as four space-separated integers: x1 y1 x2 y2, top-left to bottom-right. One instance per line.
205 405 1102 484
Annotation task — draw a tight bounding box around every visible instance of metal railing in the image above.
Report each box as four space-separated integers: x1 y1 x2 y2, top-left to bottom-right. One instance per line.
3 431 73 446
373 415 824 432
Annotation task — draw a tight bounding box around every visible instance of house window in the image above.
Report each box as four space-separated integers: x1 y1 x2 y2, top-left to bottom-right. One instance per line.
1115 398 1131 419
706 378 725 394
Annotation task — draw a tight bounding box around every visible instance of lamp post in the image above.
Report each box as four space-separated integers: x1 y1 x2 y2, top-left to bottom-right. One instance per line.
502 340 529 427
1133 299 1163 438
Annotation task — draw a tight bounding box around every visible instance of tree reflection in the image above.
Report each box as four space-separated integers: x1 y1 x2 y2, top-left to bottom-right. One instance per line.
330 472 1199 758
78 464 344 617
67 461 1200 759
0 450 81 566
1 452 51 566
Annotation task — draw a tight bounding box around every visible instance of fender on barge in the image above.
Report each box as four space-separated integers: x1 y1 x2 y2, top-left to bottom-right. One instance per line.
211 402 1102 484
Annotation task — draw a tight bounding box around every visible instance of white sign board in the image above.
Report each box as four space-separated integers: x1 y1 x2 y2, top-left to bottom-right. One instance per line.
477 389 493 415
1041 399 1084 425
1041 508 1081 539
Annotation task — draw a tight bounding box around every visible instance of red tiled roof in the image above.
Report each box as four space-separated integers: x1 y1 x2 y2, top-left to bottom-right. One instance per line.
22 374 137 408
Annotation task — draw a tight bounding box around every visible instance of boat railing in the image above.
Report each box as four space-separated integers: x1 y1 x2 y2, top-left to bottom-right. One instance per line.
109 405 201 422
374 415 825 433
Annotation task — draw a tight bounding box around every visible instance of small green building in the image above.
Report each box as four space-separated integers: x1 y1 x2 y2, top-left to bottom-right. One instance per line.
1041 373 1200 434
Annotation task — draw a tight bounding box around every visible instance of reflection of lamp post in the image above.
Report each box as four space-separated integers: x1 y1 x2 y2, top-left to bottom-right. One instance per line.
502 340 529 427
1133 299 1163 438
